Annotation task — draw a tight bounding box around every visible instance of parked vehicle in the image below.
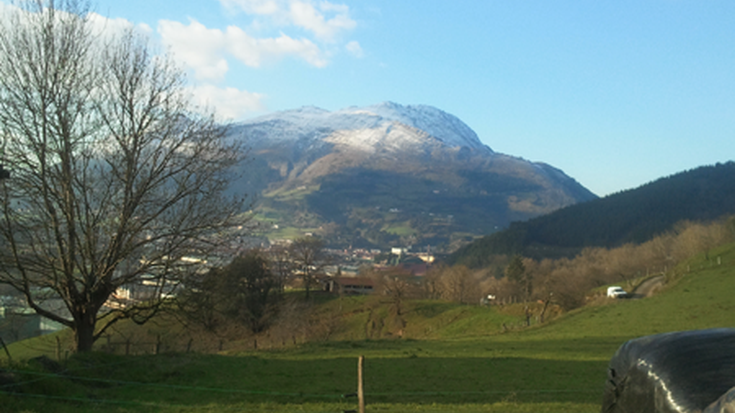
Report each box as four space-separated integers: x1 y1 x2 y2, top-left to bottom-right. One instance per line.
607 286 628 298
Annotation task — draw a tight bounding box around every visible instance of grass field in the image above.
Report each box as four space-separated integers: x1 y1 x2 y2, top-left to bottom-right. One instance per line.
2 243 734 412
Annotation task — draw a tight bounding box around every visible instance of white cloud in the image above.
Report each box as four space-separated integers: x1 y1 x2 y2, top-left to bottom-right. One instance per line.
88 13 153 38
0 3 152 45
158 18 327 81
345 40 363 58
188 85 265 120
221 0 280 15
158 19 229 81
224 24 327 68
219 0 356 42
289 1 355 41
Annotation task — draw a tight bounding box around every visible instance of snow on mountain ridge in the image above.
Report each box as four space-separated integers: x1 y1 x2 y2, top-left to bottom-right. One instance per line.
325 122 435 154
353 102 489 151
238 102 492 153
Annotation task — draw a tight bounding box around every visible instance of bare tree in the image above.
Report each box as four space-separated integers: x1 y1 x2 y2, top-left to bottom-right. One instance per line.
0 1 246 352
380 268 416 318
422 265 443 299
179 250 280 334
266 243 293 293
290 237 328 300
431 265 480 304
369 267 419 336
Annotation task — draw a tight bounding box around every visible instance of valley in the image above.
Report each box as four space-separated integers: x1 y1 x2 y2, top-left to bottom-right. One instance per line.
2 101 734 413
2 2 733 411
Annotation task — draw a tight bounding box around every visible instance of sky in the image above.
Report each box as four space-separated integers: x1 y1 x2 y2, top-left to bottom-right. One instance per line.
8 0 735 196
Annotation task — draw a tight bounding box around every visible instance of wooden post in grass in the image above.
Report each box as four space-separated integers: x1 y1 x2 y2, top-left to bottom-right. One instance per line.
358 355 365 413
343 356 366 413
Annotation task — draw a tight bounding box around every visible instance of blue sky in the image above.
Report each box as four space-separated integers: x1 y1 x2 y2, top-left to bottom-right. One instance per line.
17 1 735 196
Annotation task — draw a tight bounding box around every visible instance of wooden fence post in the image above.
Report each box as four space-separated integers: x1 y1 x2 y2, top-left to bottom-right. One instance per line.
55 336 61 361
358 355 365 413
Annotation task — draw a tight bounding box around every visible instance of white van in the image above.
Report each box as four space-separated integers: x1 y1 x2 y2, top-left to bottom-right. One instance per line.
607 286 628 298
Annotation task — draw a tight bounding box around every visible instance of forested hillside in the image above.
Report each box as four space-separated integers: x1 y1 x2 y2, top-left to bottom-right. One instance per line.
450 162 735 267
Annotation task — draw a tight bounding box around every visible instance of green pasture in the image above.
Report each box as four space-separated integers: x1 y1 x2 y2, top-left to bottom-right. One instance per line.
2 243 735 413
382 222 417 237
263 185 320 202
0 338 608 413
266 225 317 240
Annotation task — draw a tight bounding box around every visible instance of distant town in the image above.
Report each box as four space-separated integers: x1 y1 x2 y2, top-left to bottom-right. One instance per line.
0 231 437 345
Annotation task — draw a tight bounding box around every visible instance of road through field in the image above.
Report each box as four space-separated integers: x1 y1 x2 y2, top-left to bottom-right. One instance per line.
631 275 665 299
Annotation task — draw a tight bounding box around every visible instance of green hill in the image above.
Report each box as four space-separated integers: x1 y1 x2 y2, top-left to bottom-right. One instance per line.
449 161 735 267
2 242 735 413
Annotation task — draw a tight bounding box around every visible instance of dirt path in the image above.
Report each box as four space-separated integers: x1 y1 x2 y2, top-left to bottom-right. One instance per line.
631 275 665 299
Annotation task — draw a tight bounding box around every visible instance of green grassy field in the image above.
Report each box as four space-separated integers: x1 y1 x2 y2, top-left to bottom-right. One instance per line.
2 243 734 413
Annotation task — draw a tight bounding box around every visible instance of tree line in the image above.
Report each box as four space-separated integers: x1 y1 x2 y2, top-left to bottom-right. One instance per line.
444 216 735 312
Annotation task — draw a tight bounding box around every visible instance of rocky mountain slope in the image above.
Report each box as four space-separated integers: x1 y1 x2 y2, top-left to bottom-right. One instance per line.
230 102 596 250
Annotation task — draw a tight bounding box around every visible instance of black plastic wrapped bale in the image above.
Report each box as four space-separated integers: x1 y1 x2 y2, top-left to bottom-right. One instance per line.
704 387 735 413
602 329 735 413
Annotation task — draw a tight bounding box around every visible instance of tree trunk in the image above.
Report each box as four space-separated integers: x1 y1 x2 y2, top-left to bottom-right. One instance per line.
74 312 97 352
304 273 311 300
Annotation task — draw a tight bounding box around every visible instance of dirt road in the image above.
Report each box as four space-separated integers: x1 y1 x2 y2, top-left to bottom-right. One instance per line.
630 275 665 299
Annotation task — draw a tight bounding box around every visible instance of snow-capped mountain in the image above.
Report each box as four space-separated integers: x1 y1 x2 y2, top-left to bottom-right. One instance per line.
230 102 596 250
235 101 490 153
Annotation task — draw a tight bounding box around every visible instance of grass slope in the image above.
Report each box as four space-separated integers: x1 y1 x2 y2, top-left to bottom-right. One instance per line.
2 243 735 413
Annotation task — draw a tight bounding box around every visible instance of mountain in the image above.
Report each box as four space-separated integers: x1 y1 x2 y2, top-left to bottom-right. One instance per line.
230 102 597 250
449 161 735 267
